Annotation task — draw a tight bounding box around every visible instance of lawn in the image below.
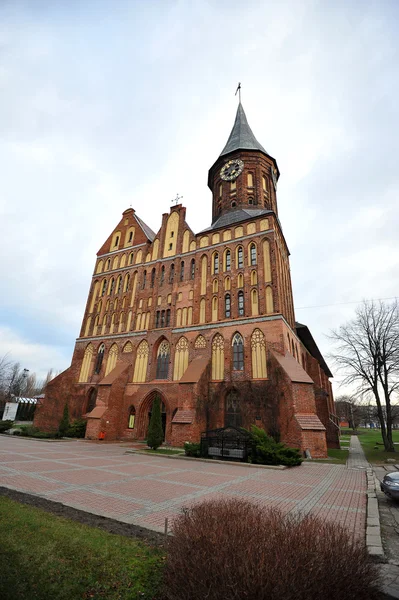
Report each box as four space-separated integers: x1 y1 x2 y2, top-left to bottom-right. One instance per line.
305 448 349 464
0 497 164 600
353 428 399 464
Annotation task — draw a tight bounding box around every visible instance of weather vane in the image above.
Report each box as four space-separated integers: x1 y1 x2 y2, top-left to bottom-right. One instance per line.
172 193 183 206
235 82 241 103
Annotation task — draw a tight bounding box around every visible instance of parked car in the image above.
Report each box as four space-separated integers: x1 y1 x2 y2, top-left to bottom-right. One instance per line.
380 472 399 500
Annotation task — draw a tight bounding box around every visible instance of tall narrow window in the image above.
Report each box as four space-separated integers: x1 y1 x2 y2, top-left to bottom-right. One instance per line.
211 334 224 380
109 278 115 294
128 406 136 429
156 341 170 379
124 274 130 292
129 253 134 265
155 311 160 328
169 264 175 283
225 390 241 427
105 344 118 376
161 310 165 327
225 249 231 271
117 277 122 294
237 246 244 268
142 270 146 289
251 329 267 378
213 253 219 274
212 297 218 322
132 340 149 383
250 243 257 265
238 291 244 316
78 344 94 383
94 344 105 374
232 333 244 371
114 236 119 247
151 268 156 288
106 259 111 270
190 258 195 280
101 280 107 296
225 294 231 318
166 309 171 327
180 261 184 282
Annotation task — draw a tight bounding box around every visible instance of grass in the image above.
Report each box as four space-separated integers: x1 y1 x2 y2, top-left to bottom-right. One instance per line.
143 448 184 455
305 448 349 464
0 496 164 600
352 428 399 464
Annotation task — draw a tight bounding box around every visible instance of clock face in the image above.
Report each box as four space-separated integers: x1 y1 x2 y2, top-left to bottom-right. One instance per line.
220 159 244 181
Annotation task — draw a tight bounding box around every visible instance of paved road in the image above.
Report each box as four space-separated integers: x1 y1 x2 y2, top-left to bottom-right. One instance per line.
0 436 366 536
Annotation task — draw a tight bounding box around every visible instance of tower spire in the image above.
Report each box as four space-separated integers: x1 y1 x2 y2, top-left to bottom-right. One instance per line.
219 102 267 157
235 82 241 103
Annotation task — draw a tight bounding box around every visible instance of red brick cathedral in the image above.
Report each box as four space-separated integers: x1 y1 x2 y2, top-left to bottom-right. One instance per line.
35 102 339 457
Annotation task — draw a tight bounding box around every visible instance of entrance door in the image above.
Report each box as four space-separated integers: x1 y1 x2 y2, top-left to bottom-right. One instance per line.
148 400 167 440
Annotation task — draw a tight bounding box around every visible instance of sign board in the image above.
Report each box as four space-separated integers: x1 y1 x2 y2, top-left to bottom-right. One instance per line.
2 403 18 421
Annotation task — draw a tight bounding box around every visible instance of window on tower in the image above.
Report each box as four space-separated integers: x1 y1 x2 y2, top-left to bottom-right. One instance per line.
250 244 257 266
151 268 156 288
142 270 147 289
237 246 244 268
225 250 231 271
232 333 244 370
166 309 171 327
225 294 231 318
190 259 195 280
169 264 175 283
160 266 165 285
180 261 184 281
238 290 244 316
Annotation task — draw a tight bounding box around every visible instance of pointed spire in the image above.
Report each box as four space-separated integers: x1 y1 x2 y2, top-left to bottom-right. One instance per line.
220 102 267 157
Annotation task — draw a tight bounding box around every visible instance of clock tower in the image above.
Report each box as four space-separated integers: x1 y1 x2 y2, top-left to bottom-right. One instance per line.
208 102 280 225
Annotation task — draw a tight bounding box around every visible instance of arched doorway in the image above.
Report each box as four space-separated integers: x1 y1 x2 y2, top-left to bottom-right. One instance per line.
137 391 169 442
147 398 167 441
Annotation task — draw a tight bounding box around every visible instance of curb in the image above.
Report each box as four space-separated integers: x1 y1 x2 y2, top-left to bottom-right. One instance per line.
125 449 287 470
366 467 385 561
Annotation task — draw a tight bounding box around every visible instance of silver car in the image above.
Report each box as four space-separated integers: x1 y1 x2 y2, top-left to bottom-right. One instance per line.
380 471 399 500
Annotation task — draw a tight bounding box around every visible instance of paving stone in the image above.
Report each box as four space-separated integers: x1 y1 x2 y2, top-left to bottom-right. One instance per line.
367 534 382 546
368 546 385 557
367 525 381 536
367 517 380 527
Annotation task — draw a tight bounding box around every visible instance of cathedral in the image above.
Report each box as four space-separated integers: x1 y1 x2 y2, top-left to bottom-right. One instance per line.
34 102 339 458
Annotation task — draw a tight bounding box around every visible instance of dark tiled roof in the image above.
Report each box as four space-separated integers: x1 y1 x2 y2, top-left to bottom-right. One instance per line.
201 208 273 232
172 409 195 424
295 414 326 431
295 322 333 378
135 214 156 241
220 102 267 157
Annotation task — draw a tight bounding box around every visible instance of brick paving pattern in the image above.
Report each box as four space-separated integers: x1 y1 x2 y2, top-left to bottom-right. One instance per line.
0 437 366 537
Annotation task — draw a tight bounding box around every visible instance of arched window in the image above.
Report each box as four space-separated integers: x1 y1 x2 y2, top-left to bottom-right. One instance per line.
166 309 171 327
128 406 136 429
86 387 97 413
161 310 166 327
201 255 207 294
189 258 195 280
155 311 160 328
94 344 105 374
109 278 115 295
251 289 259 316
101 280 107 296
251 270 257 285
225 276 231 291
105 343 118 376
173 337 189 380
156 341 170 379
250 243 257 265
266 286 274 313
237 246 244 269
225 389 241 427
251 329 267 378
117 276 123 294
225 294 231 318
212 296 218 322
237 273 244 288
213 252 219 274
79 344 94 383
199 298 206 324
106 259 111 271
150 268 156 288
142 270 147 289
232 333 244 371
224 249 231 271
114 235 119 247
213 279 218 293
132 340 149 383
129 252 134 265
195 334 207 349
169 263 175 283
160 265 165 285
124 274 130 292
238 290 244 316
211 334 224 380
180 261 185 281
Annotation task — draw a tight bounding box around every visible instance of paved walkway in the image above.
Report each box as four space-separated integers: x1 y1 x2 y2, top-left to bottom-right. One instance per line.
0 436 366 536
346 435 370 470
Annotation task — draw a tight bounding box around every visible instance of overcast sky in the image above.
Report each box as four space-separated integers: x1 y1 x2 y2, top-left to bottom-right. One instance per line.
0 0 398 393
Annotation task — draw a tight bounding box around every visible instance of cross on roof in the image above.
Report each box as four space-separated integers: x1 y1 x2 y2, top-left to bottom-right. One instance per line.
171 193 183 206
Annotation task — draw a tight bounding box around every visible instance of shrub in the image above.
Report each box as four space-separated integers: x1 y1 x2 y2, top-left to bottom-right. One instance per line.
58 403 70 437
164 498 380 600
0 420 14 433
147 396 163 450
249 425 302 466
184 442 201 457
66 419 87 438
17 425 60 439
18 425 39 437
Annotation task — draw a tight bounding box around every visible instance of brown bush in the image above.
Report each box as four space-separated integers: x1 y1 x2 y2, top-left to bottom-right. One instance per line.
163 498 380 600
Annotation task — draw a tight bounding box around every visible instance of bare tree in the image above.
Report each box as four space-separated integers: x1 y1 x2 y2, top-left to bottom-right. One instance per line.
330 300 399 452
335 395 362 430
